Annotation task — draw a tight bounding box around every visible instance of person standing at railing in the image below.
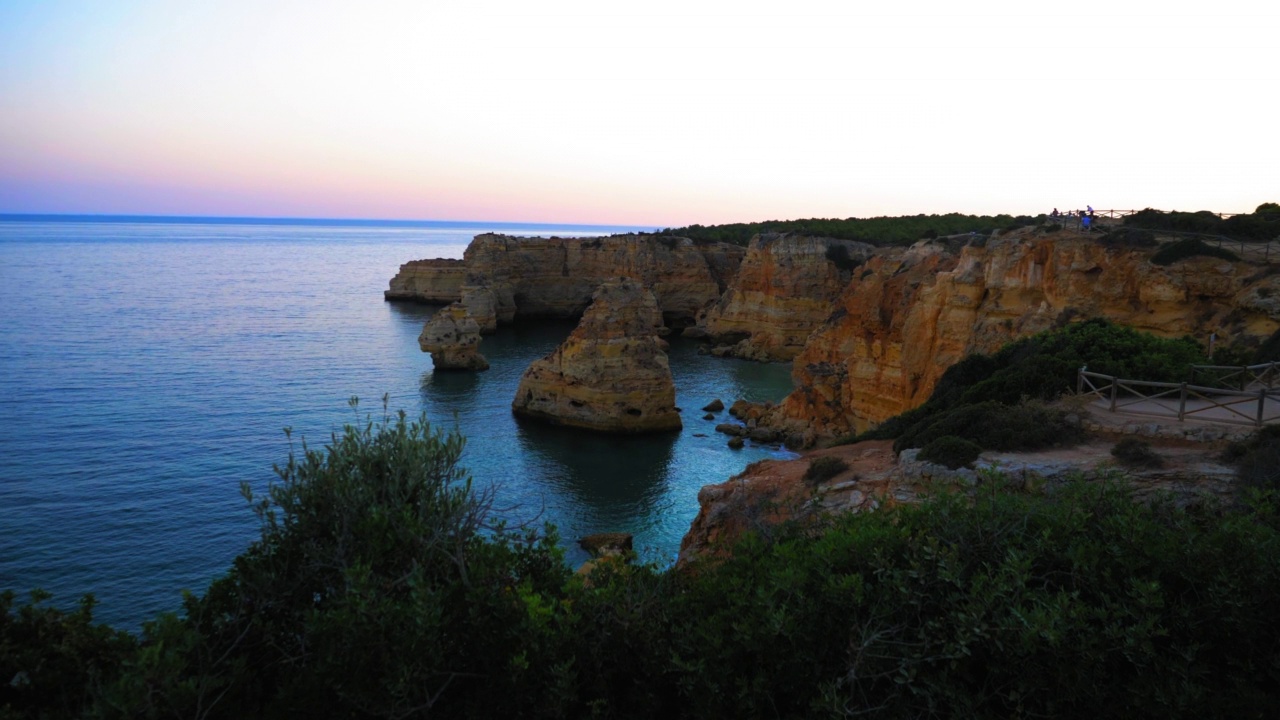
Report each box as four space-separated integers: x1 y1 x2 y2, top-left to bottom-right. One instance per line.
1082 214 1092 232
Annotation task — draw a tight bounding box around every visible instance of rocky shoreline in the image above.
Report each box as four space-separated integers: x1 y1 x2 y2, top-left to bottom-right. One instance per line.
389 227 1280 552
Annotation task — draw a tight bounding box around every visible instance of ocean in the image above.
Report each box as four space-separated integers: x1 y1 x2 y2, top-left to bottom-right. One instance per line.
0 217 795 629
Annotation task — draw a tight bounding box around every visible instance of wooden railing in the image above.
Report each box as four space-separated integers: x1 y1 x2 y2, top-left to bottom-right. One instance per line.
1190 362 1280 391
1076 368 1278 427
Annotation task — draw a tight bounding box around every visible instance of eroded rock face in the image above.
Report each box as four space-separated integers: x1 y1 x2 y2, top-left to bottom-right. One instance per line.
385 234 745 327
385 259 467 302
418 303 489 371
698 234 874 361
511 279 681 433
762 229 1280 439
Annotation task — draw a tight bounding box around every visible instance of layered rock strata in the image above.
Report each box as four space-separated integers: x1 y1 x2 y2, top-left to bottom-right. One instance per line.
757 228 1280 439
697 233 874 361
511 279 681 433
385 259 467 302
418 304 489 371
386 233 745 328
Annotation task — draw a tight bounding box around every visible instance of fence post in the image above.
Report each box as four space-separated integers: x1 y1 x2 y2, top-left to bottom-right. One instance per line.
1077 366 1085 395
1109 376 1118 412
1242 366 1249 391
1179 382 1187 421
1258 389 1267 428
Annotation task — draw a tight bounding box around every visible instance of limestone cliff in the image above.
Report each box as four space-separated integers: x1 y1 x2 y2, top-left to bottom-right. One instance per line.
697 233 874 361
762 228 1280 439
511 279 681 433
385 233 745 328
385 259 467 302
418 304 489 371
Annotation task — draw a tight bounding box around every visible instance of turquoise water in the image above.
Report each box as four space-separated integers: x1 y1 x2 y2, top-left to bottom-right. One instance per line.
0 218 794 629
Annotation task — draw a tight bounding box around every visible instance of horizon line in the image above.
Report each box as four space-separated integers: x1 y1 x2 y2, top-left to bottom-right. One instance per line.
0 212 665 231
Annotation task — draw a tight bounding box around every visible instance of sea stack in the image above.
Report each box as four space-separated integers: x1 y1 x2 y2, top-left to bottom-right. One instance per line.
512 279 681 433
418 303 489 371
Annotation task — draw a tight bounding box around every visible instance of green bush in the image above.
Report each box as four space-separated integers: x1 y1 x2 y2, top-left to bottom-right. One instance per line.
803 455 849 486
1 590 136 718
892 401 1083 455
1150 238 1240 265
1110 438 1164 468
1227 426 1280 491
917 435 982 469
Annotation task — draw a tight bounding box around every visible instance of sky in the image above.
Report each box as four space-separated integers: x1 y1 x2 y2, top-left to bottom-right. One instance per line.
0 1 1276 227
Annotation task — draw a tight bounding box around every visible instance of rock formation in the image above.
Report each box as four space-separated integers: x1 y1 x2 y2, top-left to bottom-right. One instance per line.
697 233 874 361
386 233 745 328
511 279 681 433
757 228 1280 439
385 259 467 302
418 303 489 371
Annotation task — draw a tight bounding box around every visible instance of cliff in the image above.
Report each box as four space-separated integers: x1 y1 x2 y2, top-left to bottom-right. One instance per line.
511 279 681 433
385 233 745 328
696 233 874 361
385 258 467 302
761 228 1280 439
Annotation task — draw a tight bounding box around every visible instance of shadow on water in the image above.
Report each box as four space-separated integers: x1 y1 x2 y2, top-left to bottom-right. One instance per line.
513 417 679 529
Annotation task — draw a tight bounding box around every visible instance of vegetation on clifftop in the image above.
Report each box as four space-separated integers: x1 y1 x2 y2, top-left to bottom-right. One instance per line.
656 212 1041 247
1123 204 1280 242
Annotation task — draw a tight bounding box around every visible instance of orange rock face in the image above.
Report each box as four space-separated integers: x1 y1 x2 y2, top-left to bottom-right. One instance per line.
769 229 1280 438
511 280 681 433
385 234 744 327
699 234 872 361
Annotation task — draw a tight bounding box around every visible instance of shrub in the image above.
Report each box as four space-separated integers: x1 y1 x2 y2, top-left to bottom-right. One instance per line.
1110 438 1164 468
1228 426 1280 490
803 455 849 486
1100 227 1157 248
917 435 982 469
1150 238 1240 266
892 400 1083 455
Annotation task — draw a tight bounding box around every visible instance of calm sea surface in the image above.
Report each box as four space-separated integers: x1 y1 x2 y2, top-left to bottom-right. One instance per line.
0 218 794 629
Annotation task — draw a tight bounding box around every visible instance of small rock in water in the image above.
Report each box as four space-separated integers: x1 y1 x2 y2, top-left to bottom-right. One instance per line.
579 532 634 557
702 399 725 412
727 437 745 449
703 413 715 420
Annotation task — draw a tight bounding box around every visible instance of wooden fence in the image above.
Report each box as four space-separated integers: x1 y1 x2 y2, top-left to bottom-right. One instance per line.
1190 362 1280 391
1076 368 1279 427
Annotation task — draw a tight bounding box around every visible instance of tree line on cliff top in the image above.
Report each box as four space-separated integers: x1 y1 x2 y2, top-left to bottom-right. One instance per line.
5 327 1280 718
654 203 1280 247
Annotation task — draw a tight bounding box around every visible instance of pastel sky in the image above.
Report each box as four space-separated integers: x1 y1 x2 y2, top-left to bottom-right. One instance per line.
1 1 1276 226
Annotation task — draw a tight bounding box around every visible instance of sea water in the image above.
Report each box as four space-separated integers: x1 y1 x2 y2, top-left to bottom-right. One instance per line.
0 218 794 629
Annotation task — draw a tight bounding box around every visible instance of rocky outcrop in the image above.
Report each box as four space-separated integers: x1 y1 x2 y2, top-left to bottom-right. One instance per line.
678 432 1244 566
418 304 489 371
460 285 500 333
385 259 467 302
511 279 681 433
697 234 874 361
759 228 1280 439
386 233 745 328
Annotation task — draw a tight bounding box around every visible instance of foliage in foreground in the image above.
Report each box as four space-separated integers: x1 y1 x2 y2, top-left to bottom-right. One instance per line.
6 406 1280 719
